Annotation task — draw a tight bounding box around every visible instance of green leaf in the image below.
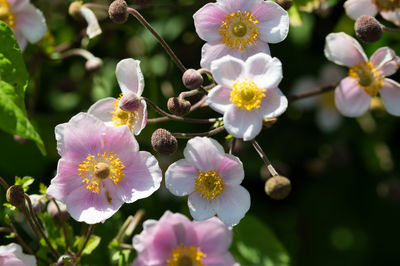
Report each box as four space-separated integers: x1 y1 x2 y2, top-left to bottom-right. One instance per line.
232 215 291 266
3 203 16 211
74 235 101 255
39 183 48 195
0 21 45 154
15 176 34 192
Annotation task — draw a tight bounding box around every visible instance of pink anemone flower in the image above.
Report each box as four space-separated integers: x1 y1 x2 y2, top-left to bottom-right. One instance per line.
88 58 148 135
207 53 288 141
344 0 400 26
47 113 162 224
0 0 47 51
193 0 289 69
165 137 250 227
324 32 400 117
132 211 237 266
0 243 36 266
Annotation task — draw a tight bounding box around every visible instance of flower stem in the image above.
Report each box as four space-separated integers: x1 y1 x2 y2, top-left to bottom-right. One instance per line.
229 138 237 154
52 199 70 253
75 225 95 259
381 25 400 33
172 126 225 138
0 176 9 189
114 209 144 243
287 85 335 102
251 140 279 177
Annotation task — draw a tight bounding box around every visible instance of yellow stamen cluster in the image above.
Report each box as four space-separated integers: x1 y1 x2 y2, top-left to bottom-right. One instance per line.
348 61 384 97
0 0 15 28
195 170 225 200
167 244 206 266
78 150 125 194
219 10 260 51
373 0 400 11
230 78 266 111
111 94 139 129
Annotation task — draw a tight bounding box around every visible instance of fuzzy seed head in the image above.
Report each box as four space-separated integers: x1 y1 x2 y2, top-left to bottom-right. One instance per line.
151 129 178 155
265 176 291 200
355 15 383 43
167 97 191 116
6 185 25 208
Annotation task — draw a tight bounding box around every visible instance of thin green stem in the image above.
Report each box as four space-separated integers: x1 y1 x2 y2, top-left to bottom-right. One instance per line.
287 85 335 102
52 199 70 253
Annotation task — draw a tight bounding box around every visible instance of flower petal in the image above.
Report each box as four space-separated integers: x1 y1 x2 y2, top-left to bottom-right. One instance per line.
80 6 102 39
380 9 400 26
87 97 116 123
239 39 271 59
55 123 67 156
370 47 396 70
259 87 288 119
207 85 233 114
132 99 148 135
188 192 217 221
14 2 47 43
200 42 232 70
344 0 377 20
224 105 263 141
211 55 246 88
334 77 371 117
217 154 244 186
379 78 400 116
216 185 250 226
184 137 226 172
218 0 260 13
324 32 367 67
193 3 227 43
245 53 282 89
116 59 144 96
12 29 27 51
252 1 289 43
165 159 197 196
378 56 400 76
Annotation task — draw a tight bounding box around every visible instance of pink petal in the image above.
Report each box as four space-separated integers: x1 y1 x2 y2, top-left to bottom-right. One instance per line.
200 43 232 70
379 78 400 116
14 2 47 43
240 39 270 59
188 192 217 221
324 32 367 67
133 99 147 135
12 29 27 51
87 97 116 123
211 55 246 88
9 0 29 11
207 85 233 114
116 59 144 96
55 122 67 156
334 77 371 117
380 9 400 26
183 137 226 172
370 47 397 73
344 0 377 20
80 6 101 39
377 57 400 77
224 105 263 141
217 154 244 186
259 87 288 119
218 0 260 13
245 53 282 89
252 1 289 43
165 159 197 196
193 3 227 43
216 185 250 226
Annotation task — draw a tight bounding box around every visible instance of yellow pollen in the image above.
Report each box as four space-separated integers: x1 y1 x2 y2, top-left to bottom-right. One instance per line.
0 0 15 28
78 150 125 194
230 78 266 111
348 62 384 97
373 0 400 11
111 94 139 129
195 171 225 200
167 245 206 266
219 9 260 51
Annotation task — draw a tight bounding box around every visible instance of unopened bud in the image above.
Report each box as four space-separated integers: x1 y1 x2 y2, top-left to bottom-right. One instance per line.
182 69 203 90
68 1 83 20
119 92 141 112
109 0 128 24
29 194 45 213
85 57 103 72
151 129 178 155
355 15 382 43
167 97 191 116
265 176 291 200
47 200 69 222
6 185 25 208
275 0 293 10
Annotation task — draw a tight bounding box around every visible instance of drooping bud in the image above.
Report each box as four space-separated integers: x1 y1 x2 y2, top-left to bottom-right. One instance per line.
275 0 293 10
355 15 382 43
68 1 83 20
118 92 142 112
47 200 69 222
109 0 128 24
182 69 203 90
29 194 45 213
151 129 178 155
167 97 191 116
265 176 291 200
6 185 25 208
85 57 103 72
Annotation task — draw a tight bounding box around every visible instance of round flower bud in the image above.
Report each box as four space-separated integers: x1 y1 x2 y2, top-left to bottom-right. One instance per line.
275 0 293 10
68 1 83 20
151 128 178 155
118 92 141 112
182 69 203 90
29 194 45 213
109 0 128 24
6 185 25 208
265 176 291 200
355 15 382 43
47 200 69 222
167 97 191 116
85 57 103 72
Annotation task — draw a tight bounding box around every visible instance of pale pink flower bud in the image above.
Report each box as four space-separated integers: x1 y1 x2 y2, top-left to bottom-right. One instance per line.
182 69 203 89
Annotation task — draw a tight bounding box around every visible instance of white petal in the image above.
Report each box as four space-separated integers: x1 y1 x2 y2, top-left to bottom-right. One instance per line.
188 192 217 221
218 154 244 186
239 38 271 60
55 123 67 156
80 6 102 39
200 43 232 70
259 88 288 119
207 85 233 114
165 159 197 196
224 105 263 141
12 28 27 51
344 0 377 20
379 79 400 116
193 2 227 43
211 55 246 88
87 97 116 123
370 47 396 69
218 0 260 13
132 99 147 135
184 137 226 172
324 32 367 67
116 59 144 96
380 9 400 26
14 3 47 43
216 185 250 226
245 53 282 89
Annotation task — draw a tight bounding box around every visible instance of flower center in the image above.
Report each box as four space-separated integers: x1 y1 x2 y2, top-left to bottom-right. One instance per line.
373 0 400 11
78 150 125 196
195 171 225 200
230 78 266 111
167 245 206 266
0 0 15 28
111 94 139 129
348 62 384 97
219 10 260 51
